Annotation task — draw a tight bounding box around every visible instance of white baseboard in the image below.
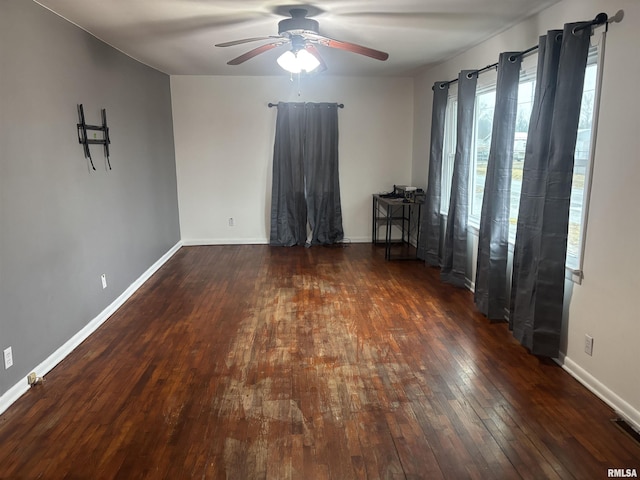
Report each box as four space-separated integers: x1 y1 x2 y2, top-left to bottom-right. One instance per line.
182 237 373 246
182 238 268 246
466 279 475 292
558 353 640 433
0 241 183 417
342 236 370 243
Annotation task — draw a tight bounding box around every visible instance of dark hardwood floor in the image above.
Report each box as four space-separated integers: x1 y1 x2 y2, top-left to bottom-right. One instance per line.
0 244 638 479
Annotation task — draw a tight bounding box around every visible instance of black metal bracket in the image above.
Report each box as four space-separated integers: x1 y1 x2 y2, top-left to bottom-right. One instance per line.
77 104 111 170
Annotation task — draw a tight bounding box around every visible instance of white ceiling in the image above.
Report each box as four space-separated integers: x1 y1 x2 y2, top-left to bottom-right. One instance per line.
34 0 560 76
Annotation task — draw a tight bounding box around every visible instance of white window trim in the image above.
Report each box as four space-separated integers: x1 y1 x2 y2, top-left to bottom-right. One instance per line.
567 30 606 284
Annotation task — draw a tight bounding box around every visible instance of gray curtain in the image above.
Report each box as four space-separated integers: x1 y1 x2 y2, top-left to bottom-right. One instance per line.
270 102 343 247
474 53 522 319
304 103 344 245
441 71 477 287
270 103 307 246
510 23 591 357
418 82 449 266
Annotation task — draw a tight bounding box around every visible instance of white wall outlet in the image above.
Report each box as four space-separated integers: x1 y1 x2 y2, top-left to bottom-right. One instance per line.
3 347 13 369
585 334 594 356
101 273 107 289
228 217 235 227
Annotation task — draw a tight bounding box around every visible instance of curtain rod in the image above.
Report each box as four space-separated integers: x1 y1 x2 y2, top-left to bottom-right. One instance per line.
432 11 613 90
268 103 344 108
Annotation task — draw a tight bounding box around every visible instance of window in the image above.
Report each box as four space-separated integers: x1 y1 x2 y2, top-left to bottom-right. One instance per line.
568 56 599 270
510 76 536 235
440 96 457 215
439 41 601 277
471 88 497 221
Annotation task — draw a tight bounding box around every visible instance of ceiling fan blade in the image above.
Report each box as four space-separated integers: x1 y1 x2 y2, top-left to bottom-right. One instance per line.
215 36 283 47
304 33 388 61
227 41 288 65
305 44 327 73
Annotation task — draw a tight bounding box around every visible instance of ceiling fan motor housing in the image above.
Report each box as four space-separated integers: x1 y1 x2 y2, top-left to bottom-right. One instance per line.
278 8 319 35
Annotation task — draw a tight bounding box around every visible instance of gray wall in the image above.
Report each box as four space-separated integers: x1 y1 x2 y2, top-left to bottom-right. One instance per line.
0 1 180 396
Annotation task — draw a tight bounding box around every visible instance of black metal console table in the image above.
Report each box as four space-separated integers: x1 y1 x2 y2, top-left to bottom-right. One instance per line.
372 194 422 260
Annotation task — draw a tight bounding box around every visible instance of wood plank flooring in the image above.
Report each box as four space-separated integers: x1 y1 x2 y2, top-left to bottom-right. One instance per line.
0 244 638 479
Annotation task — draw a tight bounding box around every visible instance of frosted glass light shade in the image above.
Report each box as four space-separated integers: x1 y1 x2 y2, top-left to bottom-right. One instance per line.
277 49 320 73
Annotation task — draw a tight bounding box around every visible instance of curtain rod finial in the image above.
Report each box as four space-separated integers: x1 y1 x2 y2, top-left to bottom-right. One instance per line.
610 9 624 23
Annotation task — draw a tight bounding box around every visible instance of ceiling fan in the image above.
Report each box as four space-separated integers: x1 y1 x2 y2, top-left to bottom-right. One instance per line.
215 8 389 73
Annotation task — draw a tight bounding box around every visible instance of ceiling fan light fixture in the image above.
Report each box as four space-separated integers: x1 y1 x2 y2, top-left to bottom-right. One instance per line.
277 49 320 74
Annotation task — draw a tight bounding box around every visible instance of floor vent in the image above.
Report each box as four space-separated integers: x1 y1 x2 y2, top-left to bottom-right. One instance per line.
611 418 640 445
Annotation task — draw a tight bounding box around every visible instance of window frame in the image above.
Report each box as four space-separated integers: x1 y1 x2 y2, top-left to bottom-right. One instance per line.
567 34 605 281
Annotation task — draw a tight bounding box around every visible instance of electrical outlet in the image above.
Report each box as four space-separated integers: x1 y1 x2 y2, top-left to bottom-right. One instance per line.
228 217 235 227
3 347 13 369
101 273 107 289
585 334 594 356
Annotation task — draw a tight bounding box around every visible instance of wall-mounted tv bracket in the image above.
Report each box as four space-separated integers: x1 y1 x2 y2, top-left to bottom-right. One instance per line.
77 104 111 170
